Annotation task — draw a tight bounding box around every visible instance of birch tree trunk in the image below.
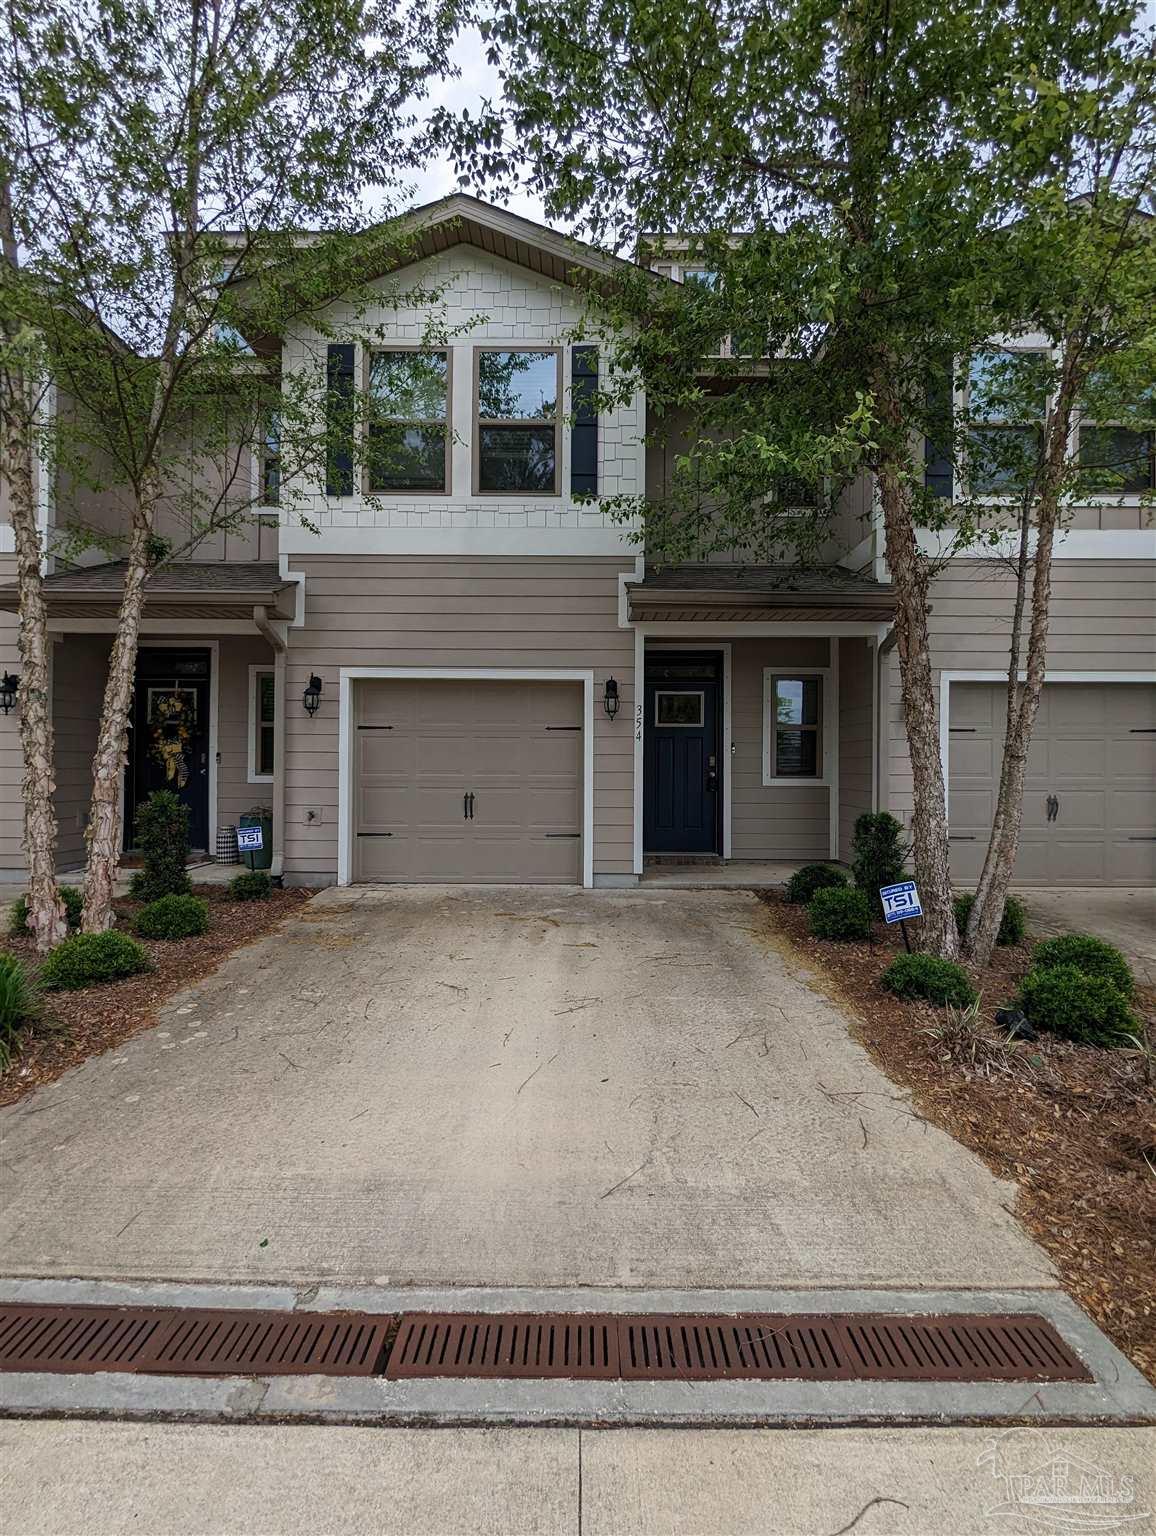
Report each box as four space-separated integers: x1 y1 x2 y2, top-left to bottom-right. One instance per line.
963 348 1081 967
0 179 67 950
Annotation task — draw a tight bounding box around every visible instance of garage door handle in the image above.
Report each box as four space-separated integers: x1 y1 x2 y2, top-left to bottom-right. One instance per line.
1046 794 1059 823
468 792 475 820
463 793 469 821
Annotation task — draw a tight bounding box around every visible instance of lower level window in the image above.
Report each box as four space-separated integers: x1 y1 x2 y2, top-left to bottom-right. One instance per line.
765 673 823 781
250 668 275 780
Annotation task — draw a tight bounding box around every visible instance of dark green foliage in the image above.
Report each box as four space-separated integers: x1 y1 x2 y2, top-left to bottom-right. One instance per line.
1031 933 1133 997
39 931 152 991
850 812 910 895
881 952 978 1008
807 886 874 941
0 954 40 1068
1016 964 1135 1047
785 863 848 904
228 870 272 902
128 791 191 903
134 894 209 940
953 892 1027 947
8 885 84 937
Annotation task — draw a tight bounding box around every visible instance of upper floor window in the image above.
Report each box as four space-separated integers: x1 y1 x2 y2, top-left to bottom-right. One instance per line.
475 349 560 494
1077 424 1155 494
966 349 1049 494
367 350 450 493
682 267 718 289
260 414 280 506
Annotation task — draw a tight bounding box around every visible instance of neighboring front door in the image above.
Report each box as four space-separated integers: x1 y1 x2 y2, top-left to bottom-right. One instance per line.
126 649 211 851
644 653 722 854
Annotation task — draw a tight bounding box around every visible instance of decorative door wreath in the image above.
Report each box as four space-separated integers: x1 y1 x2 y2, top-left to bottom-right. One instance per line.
148 688 196 788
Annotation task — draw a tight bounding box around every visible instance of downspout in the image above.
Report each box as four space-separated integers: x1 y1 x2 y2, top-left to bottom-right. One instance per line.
253 605 287 879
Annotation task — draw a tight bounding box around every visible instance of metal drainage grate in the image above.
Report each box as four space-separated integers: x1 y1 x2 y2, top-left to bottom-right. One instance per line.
0 1305 394 1378
386 1312 1091 1384
389 1312 620 1380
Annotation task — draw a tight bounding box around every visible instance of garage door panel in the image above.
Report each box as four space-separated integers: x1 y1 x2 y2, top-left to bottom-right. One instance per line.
949 681 1156 887
353 679 583 884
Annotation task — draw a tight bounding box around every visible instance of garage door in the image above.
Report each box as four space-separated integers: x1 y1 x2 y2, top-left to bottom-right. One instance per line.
948 681 1156 886
353 679 583 883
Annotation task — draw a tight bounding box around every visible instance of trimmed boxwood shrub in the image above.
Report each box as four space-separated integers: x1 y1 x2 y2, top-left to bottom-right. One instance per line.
1030 933 1133 997
953 892 1027 948
850 811 910 894
39 931 152 992
881 952 978 1008
1016 963 1135 1047
785 863 848 904
8 885 84 937
808 886 874 941
134 893 209 940
0 953 40 1068
128 789 192 903
228 869 272 902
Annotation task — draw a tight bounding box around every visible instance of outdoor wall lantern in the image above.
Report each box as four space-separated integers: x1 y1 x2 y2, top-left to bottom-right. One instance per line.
603 676 620 719
302 674 323 716
0 672 19 716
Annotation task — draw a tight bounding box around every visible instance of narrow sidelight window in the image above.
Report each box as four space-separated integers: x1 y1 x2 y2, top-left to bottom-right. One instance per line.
367 350 450 492
766 675 823 779
475 349 560 494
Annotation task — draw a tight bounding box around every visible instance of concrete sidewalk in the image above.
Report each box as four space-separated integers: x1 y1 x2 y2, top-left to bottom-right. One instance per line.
2 1419 1152 1536
0 886 1047 1289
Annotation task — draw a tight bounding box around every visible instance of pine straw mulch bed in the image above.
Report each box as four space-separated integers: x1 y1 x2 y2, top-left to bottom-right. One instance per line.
757 890 1156 1387
0 885 312 1108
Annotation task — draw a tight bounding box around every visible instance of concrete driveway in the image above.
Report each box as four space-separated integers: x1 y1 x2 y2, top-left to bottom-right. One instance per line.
0 887 1048 1289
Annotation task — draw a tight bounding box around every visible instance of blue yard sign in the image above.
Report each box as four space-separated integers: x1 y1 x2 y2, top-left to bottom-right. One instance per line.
879 879 923 924
237 825 264 853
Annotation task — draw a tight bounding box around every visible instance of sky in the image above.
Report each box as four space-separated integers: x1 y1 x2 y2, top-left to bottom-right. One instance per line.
405 27 553 226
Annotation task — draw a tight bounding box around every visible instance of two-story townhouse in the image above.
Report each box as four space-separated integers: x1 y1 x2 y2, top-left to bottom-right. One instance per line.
0 194 1152 889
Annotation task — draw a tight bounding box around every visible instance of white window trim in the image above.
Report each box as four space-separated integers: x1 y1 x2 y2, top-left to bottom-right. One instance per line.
247 663 275 785
337 668 595 888
762 665 838 792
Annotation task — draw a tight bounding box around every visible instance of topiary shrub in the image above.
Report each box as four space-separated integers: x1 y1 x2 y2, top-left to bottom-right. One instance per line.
134 893 209 940
882 952 978 1009
808 885 874 941
850 811 910 894
1016 964 1135 1047
953 892 1027 948
228 869 272 902
1030 933 1133 997
8 884 84 938
39 931 152 992
128 789 192 903
0 953 40 1068
785 863 849 904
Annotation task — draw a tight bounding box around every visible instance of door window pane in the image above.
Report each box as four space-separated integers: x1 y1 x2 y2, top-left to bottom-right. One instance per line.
656 691 704 726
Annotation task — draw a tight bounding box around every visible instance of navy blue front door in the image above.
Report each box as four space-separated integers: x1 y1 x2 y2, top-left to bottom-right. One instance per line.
644 655 721 854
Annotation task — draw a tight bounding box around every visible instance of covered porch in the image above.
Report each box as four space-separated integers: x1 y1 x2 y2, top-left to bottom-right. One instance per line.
0 562 297 879
626 564 896 880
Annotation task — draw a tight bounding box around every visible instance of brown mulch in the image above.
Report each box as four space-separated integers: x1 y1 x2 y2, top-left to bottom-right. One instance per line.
0 886 312 1108
757 891 1156 1386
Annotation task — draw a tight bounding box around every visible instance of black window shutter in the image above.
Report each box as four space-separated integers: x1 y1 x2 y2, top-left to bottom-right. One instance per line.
326 343 355 496
924 366 954 499
570 345 598 496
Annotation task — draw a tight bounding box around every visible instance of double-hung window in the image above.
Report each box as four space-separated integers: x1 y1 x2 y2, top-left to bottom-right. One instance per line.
475 349 560 494
966 349 1048 494
367 350 450 493
763 673 825 783
1077 422 1155 494
249 667 276 782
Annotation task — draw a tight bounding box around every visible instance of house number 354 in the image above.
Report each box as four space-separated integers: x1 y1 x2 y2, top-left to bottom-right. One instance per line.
635 702 644 742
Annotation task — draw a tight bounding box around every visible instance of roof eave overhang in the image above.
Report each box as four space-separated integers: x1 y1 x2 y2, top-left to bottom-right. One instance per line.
0 586 297 623
626 587 897 625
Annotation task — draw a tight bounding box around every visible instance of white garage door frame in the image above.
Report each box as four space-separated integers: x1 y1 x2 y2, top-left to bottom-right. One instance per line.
938 669 1156 820
337 667 596 889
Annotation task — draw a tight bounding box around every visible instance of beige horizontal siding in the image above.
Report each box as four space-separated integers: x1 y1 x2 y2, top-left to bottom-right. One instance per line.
282 556 636 881
217 636 280 835
52 635 110 868
838 638 873 862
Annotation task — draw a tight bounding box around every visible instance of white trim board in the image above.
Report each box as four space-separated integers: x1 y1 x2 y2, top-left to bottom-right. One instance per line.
917 528 1156 562
278 526 640 558
938 669 1156 819
337 667 596 889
